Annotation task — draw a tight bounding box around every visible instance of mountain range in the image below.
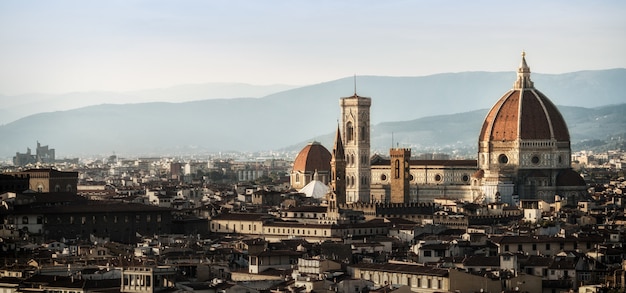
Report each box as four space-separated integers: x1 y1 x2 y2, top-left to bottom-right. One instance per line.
0 69 624 159
0 83 299 126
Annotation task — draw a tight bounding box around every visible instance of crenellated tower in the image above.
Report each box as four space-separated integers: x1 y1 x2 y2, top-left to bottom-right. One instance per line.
390 148 411 203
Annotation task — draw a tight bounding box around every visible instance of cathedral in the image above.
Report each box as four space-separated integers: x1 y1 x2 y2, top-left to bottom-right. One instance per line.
291 53 587 208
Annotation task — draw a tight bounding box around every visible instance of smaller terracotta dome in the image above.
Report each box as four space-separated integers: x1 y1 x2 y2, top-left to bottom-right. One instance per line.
293 142 332 173
556 169 586 186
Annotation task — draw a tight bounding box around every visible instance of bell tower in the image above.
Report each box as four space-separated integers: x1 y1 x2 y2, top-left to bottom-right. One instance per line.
340 93 371 203
390 148 411 203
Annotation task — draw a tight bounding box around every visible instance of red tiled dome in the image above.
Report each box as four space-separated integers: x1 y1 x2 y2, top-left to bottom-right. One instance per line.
479 89 570 142
292 142 331 173
479 53 570 143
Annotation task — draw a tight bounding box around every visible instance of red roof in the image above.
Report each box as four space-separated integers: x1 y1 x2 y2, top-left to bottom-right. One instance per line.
480 89 570 142
292 142 331 173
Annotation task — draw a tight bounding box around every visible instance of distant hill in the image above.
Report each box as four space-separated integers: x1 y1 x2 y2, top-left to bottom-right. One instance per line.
260 69 626 126
301 104 626 158
0 83 298 125
0 70 624 159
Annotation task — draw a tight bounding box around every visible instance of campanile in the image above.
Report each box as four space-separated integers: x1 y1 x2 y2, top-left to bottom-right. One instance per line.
340 94 371 203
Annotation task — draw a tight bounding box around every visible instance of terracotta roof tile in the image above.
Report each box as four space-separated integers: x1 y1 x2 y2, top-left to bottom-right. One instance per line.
292 142 331 173
480 88 570 143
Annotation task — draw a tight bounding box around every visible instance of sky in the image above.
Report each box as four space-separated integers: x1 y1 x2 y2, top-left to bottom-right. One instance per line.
1 0 625 95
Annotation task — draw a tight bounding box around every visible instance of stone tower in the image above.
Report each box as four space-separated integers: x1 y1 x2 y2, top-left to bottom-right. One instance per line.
390 148 411 203
330 125 346 205
340 93 371 203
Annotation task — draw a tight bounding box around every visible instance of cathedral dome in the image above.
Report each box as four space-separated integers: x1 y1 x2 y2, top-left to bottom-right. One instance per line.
479 53 570 143
292 141 331 173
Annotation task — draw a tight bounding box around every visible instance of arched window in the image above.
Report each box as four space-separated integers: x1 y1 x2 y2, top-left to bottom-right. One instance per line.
346 122 354 142
394 159 400 179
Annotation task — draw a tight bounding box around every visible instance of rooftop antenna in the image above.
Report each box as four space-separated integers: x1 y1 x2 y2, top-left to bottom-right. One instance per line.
353 74 357 96
391 132 394 149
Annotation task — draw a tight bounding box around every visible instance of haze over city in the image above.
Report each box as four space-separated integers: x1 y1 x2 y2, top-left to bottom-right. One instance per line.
2 3 626 293
1 0 625 97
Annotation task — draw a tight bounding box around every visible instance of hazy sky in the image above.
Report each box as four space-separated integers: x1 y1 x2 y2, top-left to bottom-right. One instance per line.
1 0 625 95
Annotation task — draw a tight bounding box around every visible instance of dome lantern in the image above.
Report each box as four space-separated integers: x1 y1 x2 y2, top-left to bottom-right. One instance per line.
514 51 534 90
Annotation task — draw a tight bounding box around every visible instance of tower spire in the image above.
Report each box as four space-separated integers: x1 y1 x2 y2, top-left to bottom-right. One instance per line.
514 51 534 89
331 123 346 204
333 124 345 160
